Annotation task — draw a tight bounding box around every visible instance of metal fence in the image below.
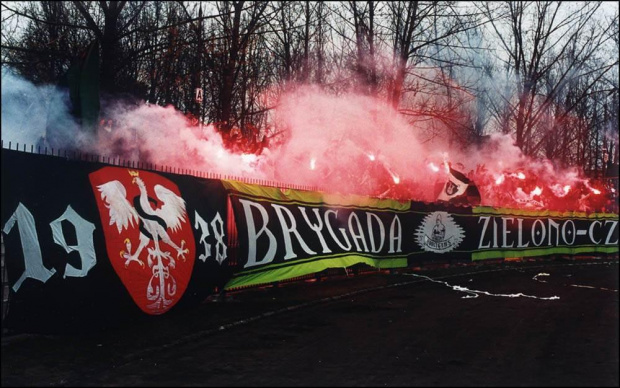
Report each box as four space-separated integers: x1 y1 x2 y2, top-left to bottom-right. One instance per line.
1 141 617 299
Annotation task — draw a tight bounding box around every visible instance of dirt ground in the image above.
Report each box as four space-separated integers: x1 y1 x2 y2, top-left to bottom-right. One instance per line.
1 258 618 387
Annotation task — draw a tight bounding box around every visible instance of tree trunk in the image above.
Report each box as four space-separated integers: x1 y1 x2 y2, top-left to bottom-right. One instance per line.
389 58 406 109
220 2 243 133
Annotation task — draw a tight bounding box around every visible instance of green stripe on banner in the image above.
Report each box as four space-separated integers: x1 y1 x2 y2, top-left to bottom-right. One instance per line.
473 206 618 219
224 255 408 290
222 180 411 211
472 245 619 261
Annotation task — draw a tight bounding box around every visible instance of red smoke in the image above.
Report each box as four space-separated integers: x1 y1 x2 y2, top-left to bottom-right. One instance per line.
87 85 616 214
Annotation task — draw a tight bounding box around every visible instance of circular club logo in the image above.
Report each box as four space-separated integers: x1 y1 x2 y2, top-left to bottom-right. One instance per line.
415 211 465 253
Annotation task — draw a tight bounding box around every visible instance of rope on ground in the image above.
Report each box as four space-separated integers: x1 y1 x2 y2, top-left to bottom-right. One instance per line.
116 259 617 367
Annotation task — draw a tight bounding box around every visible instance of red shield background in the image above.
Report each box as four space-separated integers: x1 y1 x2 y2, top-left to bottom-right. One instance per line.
89 167 196 315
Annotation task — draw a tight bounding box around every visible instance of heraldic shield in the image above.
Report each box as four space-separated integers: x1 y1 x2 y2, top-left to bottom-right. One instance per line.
89 167 196 315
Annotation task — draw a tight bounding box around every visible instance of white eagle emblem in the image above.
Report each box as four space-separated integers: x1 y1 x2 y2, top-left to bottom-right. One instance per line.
97 174 189 270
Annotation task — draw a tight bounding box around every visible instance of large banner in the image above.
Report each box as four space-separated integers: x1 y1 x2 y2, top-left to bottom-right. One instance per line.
224 181 475 289
223 181 618 289
1 149 618 327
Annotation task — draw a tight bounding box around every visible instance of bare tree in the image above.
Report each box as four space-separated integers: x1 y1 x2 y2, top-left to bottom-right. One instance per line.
479 1 618 159
347 0 379 95
2 0 616 176
385 1 482 109
208 1 270 133
1 2 91 83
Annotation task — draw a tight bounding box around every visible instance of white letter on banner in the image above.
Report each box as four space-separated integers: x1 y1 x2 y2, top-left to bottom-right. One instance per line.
272 204 316 260
547 219 560 246
589 221 602 244
478 216 492 249
49 205 96 278
194 211 211 262
516 218 529 248
325 210 352 251
299 207 332 254
531 219 546 247
388 215 402 253
366 212 385 253
561 220 576 246
605 220 618 245
3 203 56 291
239 199 277 268
348 212 369 252
502 217 514 248
210 212 227 264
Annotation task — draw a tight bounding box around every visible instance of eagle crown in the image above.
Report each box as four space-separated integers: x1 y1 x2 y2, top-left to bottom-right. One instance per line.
129 170 142 185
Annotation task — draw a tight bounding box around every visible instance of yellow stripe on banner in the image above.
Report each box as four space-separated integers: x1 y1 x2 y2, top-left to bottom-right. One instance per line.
222 180 411 211
473 206 619 219
472 245 619 261
224 255 408 290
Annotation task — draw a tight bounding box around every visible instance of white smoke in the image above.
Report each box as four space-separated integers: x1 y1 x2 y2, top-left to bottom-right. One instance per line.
1 67 85 151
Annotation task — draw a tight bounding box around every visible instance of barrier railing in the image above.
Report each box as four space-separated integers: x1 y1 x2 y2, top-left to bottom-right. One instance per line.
0 140 320 192
1 141 618 301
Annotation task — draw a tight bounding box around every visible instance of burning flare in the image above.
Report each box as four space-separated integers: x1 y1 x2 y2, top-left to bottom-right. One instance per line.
531 186 543 197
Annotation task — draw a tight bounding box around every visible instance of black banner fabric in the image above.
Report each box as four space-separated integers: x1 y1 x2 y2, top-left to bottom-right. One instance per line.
224 186 477 289
1 149 618 328
224 181 618 289
1 149 228 329
470 208 619 260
